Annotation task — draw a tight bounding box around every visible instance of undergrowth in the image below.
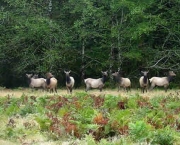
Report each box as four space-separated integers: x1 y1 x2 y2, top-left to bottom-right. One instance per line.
0 91 180 144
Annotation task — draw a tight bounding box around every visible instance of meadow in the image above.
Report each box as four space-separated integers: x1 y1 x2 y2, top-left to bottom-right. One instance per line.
0 88 180 145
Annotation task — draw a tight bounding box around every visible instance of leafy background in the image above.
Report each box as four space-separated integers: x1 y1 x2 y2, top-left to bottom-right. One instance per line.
0 0 180 88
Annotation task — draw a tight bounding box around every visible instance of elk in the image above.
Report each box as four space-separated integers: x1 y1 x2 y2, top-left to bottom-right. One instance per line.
46 72 58 93
139 71 149 93
112 71 131 92
84 71 108 92
64 70 75 94
26 74 46 90
149 71 176 92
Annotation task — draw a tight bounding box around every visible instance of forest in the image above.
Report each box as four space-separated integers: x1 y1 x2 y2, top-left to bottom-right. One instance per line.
0 0 180 88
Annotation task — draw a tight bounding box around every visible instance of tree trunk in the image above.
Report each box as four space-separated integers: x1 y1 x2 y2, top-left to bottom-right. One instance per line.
109 44 114 83
81 40 85 84
117 9 124 71
48 0 52 18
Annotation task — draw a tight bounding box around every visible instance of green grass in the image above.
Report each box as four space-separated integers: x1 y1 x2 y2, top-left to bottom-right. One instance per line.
0 89 180 144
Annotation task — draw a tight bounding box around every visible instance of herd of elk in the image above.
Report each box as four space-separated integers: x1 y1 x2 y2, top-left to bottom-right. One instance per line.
26 70 176 93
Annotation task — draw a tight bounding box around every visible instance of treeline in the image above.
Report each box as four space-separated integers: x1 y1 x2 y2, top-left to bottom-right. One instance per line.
0 0 180 88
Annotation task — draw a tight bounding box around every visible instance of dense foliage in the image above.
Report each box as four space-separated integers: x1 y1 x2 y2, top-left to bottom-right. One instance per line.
0 0 180 88
0 91 180 144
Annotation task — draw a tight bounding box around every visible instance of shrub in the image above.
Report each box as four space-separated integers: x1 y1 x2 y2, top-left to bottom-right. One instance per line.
4 100 20 116
152 127 175 145
129 120 152 143
103 94 121 109
35 115 52 131
127 97 138 109
19 104 35 116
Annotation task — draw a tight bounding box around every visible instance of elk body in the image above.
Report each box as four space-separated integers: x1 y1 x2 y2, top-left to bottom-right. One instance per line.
64 70 75 94
84 71 108 92
26 74 46 90
139 71 149 93
112 71 131 92
149 71 176 92
46 72 58 93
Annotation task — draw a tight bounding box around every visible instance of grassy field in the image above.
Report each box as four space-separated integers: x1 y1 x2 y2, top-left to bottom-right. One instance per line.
0 87 178 98
0 88 180 145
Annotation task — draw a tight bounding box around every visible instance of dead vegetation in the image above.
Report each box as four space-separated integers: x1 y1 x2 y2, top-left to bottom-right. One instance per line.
0 88 180 144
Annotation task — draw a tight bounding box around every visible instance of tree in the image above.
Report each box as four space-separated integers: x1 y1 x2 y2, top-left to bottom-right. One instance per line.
0 0 180 87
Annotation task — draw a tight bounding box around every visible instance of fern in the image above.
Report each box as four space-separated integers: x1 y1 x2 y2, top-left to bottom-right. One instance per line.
127 96 138 109
152 127 175 145
103 94 120 109
129 120 152 143
19 104 35 116
4 100 20 116
35 115 52 131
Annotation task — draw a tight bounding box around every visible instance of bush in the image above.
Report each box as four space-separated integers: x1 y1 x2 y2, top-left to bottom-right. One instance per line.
129 120 152 143
152 127 175 145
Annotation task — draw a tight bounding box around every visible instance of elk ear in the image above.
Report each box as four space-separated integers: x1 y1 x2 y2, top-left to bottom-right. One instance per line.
69 70 71 73
64 70 66 73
